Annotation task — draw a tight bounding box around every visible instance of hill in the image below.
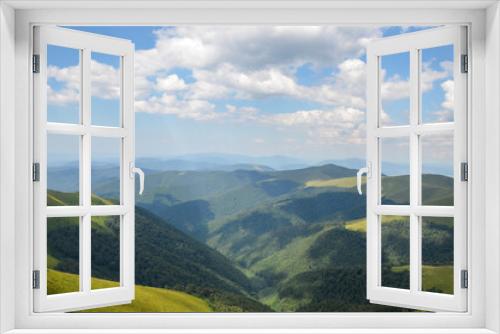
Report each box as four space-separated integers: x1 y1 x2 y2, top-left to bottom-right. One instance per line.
47 190 271 312
48 162 454 312
48 269 212 312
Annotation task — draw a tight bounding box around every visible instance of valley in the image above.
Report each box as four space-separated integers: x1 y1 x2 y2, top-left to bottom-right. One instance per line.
47 158 454 312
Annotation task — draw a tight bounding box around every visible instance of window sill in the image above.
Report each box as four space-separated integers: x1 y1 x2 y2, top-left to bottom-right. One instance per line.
4 329 497 334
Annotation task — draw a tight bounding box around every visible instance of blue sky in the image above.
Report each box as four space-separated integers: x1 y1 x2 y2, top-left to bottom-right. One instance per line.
46 25 454 168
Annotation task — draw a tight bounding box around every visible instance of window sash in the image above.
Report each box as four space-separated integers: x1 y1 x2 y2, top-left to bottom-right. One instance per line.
366 25 468 312
32 26 135 313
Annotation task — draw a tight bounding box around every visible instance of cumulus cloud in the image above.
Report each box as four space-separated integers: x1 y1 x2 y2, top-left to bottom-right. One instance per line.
430 79 454 122
185 58 367 109
90 60 121 99
421 60 453 92
155 74 188 91
135 26 382 76
441 79 454 110
191 64 301 100
135 93 218 121
47 65 80 105
264 107 366 144
380 59 452 102
46 26 456 146
47 60 120 105
380 74 410 101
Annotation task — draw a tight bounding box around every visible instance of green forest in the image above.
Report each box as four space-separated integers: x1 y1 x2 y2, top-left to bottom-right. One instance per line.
47 163 454 312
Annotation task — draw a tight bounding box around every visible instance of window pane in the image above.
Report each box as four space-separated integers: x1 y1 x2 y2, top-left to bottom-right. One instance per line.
380 137 410 205
91 52 121 127
421 132 454 206
420 45 454 123
47 45 81 124
47 134 80 206
380 52 410 126
381 215 410 290
47 217 80 295
91 216 121 289
421 217 454 294
91 137 121 205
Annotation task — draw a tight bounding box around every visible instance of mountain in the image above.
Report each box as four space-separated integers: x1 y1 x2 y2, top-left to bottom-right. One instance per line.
137 154 309 171
136 157 275 172
121 163 453 311
120 164 358 241
48 160 454 312
329 158 453 177
47 190 271 312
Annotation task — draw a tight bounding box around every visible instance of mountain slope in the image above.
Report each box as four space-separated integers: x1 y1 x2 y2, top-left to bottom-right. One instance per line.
48 269 212 312
47 190 271 312
50 163 454 312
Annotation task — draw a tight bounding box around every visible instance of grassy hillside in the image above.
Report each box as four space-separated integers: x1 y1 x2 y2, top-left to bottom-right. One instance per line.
345 216 407 233
47 191 271 312
391 265 453 294
47 269 212 312
305 176 362 188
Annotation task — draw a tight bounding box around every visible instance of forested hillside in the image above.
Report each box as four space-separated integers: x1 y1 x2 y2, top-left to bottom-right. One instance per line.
48 162 454 312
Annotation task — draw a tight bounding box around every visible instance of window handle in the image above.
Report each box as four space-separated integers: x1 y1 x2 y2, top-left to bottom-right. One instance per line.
130 162 145 195
356 162 371 195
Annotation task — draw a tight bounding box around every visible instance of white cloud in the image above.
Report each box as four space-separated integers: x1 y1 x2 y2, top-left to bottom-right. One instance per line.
430 79 454 122
135 26 382 76
264 107 366 144
90 60 121 99
225 104 258 114
379 59 452 102
441 79 454 110
46 26 456 147
47 65 80 105
191 64 300 100
46 84 79 106
156 74 188 91
186 59 367 109
135 94 219 121
421 60 452 92
47 60 121 105
380 74 410 101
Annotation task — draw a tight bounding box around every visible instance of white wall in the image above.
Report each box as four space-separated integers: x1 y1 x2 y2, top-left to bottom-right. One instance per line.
0 2 16 333
485 2 500 333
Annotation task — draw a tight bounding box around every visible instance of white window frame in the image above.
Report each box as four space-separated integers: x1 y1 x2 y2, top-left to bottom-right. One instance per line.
32 26 136 312
0 1 499 333
365 26 468 312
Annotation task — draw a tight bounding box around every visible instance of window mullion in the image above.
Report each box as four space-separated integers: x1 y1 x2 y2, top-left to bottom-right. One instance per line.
81 48 92 294
409 47 421 293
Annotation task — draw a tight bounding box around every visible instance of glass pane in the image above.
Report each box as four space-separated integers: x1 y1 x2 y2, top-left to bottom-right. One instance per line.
47 217 80 295
381 215 410 290
91 52 121 127
421 132 454 206
380 137 410 205
47 45 81 124
91 137 121 205
421 217 454 294
47 134 80 206
380 52 410 126
91 216 121 290
421 45 454 123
